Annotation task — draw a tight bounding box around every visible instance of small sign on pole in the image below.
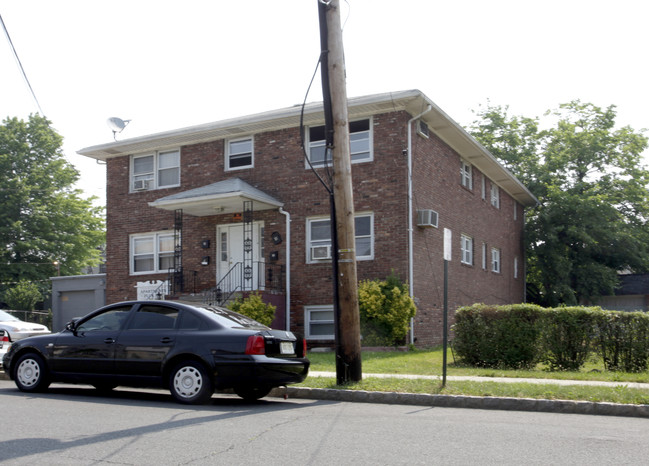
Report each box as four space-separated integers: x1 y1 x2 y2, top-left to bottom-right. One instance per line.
443 228 452 261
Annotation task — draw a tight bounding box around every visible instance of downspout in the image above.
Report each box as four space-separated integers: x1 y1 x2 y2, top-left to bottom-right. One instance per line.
407 105 432 345
279 207 291 331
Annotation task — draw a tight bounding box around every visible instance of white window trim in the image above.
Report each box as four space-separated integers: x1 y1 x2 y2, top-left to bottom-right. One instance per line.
481 174 486 200
306 212 374 264
305 305 335 340
130 149 181 192
491 247 501 273
491 183 500 208
305 117 373 168
461 161 473 190
225 136 254 171
461 234 473 265
130 231 177 275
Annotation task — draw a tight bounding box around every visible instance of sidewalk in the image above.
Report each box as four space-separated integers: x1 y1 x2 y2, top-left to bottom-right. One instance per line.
309 371 649 389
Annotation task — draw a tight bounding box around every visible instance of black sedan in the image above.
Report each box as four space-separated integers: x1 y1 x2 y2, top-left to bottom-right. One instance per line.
2 300 309 404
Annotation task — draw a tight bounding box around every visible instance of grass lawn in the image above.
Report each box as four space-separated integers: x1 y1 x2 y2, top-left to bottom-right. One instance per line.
298 348 649 405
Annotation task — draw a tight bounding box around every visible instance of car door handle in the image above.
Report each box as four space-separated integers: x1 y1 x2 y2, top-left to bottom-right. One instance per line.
104 338 115 344
160 337 174 344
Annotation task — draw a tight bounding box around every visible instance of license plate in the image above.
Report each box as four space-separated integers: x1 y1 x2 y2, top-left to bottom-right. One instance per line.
280 341 294 354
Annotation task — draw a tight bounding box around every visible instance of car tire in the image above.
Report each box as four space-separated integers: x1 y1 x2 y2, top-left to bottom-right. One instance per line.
14 353 50 393
169 361 213 405
234 386 272 401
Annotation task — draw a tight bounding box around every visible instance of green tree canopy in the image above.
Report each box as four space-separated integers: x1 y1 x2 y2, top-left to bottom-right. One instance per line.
471 101 649 306
0 114 105 290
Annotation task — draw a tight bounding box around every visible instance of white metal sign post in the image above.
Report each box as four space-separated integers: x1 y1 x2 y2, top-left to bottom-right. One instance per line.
442 228 452 387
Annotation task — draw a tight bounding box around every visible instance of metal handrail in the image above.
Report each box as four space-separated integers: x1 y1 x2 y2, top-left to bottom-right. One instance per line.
203 262 284 306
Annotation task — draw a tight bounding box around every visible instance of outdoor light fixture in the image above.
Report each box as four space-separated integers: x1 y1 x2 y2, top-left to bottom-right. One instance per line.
201 256 210 266
271 231 282 244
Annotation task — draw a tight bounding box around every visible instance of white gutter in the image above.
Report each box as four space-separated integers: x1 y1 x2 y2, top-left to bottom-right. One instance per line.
279 207 291 331
407 105 433 345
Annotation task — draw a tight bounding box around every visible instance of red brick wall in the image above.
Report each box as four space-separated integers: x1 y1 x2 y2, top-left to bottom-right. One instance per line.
104 110 525 347
410 124 525 346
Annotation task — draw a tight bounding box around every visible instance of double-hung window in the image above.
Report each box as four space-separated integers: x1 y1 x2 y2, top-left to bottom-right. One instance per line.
461 161 472 190
226 137 254 170
307 118 372 167
131 150 180 191
305 305 335 340
131 232 176 274
307 213 373 263
461 234 473 265
491 248 501 273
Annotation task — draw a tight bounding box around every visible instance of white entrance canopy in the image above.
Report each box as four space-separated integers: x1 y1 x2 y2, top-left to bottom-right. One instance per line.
148 178 283 216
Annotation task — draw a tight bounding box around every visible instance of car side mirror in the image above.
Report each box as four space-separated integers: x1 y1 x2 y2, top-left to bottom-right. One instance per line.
66 319 79 335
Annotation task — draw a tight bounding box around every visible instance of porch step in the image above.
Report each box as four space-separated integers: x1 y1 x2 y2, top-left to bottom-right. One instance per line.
176 292 243 307
174 294 205 303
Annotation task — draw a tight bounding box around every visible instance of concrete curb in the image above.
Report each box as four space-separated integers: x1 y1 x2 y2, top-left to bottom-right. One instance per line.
268 386 649 419
3 369 647 418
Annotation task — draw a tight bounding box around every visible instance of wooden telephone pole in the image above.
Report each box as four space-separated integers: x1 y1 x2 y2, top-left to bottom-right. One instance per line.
318 0 362 383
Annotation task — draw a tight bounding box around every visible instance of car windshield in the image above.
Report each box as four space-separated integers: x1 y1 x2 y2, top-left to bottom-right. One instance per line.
189 304 268 329
0 310 20 322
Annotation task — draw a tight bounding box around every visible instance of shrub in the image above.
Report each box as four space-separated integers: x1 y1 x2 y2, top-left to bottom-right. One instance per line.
453 304 544 369
228 292 276 327
540 306 597 371
4 280 42 311
358 272 417 346
594 310 649 372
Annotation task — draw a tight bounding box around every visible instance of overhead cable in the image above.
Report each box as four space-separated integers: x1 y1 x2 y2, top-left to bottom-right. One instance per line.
0 12 45 116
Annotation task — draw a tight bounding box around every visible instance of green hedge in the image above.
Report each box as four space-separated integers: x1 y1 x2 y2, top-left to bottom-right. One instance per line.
594 310 649 372
453 304 649 372
540 307 597 371
453 304 544 369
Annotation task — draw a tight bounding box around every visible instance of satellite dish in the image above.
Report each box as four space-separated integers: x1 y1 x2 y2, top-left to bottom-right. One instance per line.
107 117 131 140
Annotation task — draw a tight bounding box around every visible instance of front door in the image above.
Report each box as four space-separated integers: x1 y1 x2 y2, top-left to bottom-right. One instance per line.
217 222 264 292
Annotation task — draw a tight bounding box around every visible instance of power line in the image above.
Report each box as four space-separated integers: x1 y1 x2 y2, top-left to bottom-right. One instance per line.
0 12 45 116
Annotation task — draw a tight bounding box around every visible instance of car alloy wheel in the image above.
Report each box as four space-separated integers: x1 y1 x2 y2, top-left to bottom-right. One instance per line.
14 353 50 392
169 361 213 404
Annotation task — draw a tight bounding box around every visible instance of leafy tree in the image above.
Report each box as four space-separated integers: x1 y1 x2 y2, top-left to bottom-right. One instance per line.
471 102 649 306
0 114 105 290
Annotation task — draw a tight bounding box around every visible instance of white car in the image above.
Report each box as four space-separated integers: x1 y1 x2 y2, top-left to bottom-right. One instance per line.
0 329 9 367
0 310 50 343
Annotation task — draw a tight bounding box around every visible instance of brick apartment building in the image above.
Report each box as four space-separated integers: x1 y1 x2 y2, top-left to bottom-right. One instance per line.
79 89 537 347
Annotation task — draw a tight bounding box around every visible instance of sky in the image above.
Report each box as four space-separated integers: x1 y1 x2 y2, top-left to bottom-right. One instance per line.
1 0 647 207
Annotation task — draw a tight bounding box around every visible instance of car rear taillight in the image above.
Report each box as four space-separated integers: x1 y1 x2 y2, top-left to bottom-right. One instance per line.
0 334 8 344
301 338 307 357
245 335 266 355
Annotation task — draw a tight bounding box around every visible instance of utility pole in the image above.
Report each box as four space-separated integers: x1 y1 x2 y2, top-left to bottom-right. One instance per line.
318 0 362 383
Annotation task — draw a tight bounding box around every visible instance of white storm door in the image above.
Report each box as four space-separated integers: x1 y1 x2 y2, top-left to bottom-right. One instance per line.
217 223 263 292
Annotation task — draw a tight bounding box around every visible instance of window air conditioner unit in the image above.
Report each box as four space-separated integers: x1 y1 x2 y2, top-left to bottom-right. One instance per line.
417 120 430 139
417 209 438 228
133 179 150 191
311 245 332 260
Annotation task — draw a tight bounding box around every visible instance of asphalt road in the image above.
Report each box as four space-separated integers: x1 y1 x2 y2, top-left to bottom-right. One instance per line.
2 380 649 465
